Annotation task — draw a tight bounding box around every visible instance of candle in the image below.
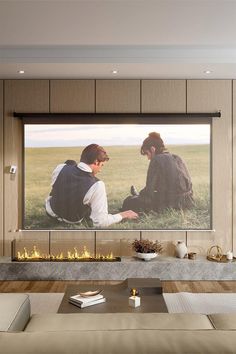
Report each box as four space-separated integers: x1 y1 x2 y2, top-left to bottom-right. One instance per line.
129 288 141 307
129 295 141 308
226 251 233 260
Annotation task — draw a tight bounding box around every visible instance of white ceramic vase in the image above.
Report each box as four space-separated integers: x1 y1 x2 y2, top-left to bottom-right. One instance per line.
136 252 157 261
175 241 188 259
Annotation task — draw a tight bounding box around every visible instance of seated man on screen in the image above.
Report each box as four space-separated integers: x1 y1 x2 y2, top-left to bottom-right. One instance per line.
121 132 194 213
45 144 138 227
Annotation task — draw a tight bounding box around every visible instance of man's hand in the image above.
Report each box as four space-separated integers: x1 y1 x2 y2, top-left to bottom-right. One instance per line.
120 210 139 220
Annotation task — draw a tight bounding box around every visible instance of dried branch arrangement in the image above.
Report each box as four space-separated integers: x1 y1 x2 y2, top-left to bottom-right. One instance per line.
132 239 163 254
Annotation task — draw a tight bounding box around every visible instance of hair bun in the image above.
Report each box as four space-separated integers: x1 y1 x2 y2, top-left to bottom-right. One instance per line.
149 132 160 139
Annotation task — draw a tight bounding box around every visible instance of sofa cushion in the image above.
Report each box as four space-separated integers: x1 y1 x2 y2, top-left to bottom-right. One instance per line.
25 313 213 332
208 314 236 329
1 330 236 354
0 293 30 332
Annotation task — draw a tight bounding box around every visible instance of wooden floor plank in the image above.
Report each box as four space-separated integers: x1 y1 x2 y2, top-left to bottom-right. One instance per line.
1 281 236 293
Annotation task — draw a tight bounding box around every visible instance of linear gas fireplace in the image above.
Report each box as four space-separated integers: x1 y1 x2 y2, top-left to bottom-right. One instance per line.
11 238 121 262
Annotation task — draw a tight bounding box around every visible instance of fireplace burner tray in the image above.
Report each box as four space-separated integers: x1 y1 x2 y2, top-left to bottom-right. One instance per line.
12 257 121 262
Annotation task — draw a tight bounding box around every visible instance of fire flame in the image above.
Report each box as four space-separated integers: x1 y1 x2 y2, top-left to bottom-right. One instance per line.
16 245 115 261
17 246 50 260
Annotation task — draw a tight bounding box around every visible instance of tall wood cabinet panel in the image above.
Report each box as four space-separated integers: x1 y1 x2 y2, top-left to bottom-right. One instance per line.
233 81 236 255
50 80 95 113
187 80 232 254
0 81 3 256
96 80 140 113
4 80 50 256
141 80 186 113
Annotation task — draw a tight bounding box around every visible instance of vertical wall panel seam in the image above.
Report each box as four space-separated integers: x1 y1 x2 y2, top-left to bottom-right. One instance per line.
94 80 97 245
2 80 5 256
210 113 213 232
140 80 142 113
186 79 188 114
232 80 234 251
95 80 97 113
48 80 51 252
185 80 188 113
94 231 97 257
186 80 188 245
49 80 51 113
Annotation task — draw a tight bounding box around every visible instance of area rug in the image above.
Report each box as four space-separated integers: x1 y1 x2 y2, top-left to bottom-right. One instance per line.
26 292 236 315
163 293 236 314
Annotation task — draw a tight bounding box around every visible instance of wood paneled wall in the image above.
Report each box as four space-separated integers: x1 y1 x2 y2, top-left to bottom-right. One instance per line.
50 80 95 113
96 80 140 113
187 80 232 254
3 80 50 255
141 80 186 113
0 79 234 258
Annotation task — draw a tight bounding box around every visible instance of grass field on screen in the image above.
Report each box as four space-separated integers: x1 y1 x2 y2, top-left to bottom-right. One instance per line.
24 144 210 230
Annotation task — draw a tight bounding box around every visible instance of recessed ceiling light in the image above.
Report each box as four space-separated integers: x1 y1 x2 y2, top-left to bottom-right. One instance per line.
112 69 118 74
18 70 25 74
204 70 212 74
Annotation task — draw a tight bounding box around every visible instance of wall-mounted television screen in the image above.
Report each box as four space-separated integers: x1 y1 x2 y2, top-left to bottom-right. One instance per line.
24 123 211 230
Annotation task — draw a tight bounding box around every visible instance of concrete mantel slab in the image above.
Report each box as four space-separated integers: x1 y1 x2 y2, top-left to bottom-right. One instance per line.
0 256 235 281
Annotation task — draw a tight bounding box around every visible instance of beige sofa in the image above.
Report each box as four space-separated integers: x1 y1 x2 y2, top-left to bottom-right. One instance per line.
1 294 236 353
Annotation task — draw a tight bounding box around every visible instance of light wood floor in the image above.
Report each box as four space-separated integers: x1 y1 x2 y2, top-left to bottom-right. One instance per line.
1 281 236 293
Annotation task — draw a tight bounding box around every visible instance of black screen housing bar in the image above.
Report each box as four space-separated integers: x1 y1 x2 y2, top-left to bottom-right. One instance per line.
14 112 221 125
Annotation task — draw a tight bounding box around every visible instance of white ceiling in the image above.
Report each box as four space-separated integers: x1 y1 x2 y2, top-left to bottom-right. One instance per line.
1 0 236 79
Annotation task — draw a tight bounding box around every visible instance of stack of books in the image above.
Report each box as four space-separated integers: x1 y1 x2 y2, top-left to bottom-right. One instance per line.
69 293 106 308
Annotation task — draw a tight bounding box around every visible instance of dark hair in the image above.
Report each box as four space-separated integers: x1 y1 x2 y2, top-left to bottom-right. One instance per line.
141 132 166 155
80 144 109 164
64 160 77 166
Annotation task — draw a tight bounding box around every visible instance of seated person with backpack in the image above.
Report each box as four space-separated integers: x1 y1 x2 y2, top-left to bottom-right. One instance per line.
45 144 138 228
122 132 194 213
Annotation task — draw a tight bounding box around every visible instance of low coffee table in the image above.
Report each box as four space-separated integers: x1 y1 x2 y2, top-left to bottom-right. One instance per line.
58 278 168 313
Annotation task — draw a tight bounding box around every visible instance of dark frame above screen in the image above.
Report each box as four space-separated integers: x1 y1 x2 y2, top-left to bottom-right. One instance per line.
21 114 213 231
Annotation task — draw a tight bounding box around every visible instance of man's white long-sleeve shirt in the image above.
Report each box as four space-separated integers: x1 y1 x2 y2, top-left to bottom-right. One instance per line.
46 162 122 228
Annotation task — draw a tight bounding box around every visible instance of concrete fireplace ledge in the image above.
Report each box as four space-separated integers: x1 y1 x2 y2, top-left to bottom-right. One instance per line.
0 256 236 280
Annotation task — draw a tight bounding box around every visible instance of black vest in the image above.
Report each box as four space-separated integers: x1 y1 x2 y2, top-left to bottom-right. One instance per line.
50 165 98 222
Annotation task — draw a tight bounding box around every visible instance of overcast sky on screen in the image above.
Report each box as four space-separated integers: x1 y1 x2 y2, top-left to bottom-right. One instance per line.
25 124 210 148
